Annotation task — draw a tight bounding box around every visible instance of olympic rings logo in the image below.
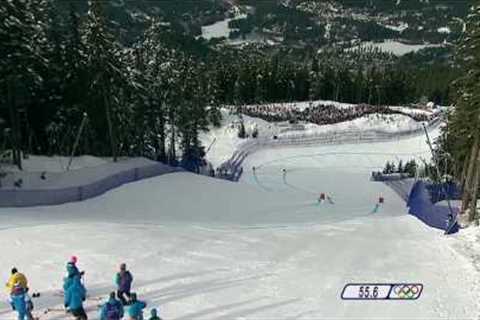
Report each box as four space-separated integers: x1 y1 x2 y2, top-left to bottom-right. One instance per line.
392 284 422 299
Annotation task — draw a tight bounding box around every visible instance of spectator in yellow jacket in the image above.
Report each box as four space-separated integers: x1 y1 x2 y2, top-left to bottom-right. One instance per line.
6 268 28 294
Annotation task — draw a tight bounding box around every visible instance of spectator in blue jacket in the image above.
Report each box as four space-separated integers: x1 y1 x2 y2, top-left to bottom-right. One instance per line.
100 292 124 320
64 256 85 309
128 293 146 320
66 256 81 283
9 284 31 320
65 276 87 320
115 263 133 305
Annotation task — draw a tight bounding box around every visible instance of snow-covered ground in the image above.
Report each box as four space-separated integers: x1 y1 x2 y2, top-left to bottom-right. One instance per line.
384 23 409 32
281 113 424 138
1 125 479 319
438 27 451 34
3 155 108 173
351 40 445 56
201 14 247 40
0 157 166 192
200 110 279 168
201 105 435 168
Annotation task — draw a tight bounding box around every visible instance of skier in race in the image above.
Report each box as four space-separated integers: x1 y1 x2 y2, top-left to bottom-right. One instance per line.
326 195 335 205
372 196 384 214
9 283 34 320
149 308 162 320
318 193 326 204
65 276 87 320
116 263 133 305
100 292 124 320
127 293 146 320
6 268 28 294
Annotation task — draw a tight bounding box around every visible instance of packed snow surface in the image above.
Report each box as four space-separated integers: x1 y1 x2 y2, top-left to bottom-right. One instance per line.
3 155 108 173
384 23 409 32
0 157 162 190
438 27 451 34
201 14 247 40
1 127 478 319
282 113 423 138
201 106 434 168
352 40 444 56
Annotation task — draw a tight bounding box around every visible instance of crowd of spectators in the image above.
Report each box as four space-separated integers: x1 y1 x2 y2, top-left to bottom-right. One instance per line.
231 102 432 125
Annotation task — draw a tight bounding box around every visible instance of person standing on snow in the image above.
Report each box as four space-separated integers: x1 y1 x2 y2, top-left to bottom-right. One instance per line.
9 283 33 320
100 292 124 320
64 256 82 288
64 256 83 308
116 263 133 305
127 293 146 320
148 308 162 320
6 268 28 294
446 212 454 229
67 256 81 279
65 276 87 320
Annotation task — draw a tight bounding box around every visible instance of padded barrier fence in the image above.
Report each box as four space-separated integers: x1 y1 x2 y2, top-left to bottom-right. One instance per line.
0 161 182 207
407 180 459 234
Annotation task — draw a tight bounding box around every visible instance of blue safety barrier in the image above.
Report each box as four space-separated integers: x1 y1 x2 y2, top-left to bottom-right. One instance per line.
407 180 459 234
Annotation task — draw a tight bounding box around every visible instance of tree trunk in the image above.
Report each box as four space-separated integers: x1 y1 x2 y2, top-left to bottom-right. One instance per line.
462 135 479 213
158 105 166 162
169 108 176 164
460 154 470 186
103 83 117 162
7 78 22 170
468 148 480 222
334 82 340 102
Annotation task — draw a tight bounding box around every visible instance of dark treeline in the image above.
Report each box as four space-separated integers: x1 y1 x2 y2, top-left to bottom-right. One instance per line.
434 3 480 223
0 0 221 171
211 45 457 107
0 0 460 171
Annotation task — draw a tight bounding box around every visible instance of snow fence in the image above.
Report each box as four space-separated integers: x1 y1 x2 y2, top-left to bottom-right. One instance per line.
218 117 441 182
0 158 183 207
407 180 460 234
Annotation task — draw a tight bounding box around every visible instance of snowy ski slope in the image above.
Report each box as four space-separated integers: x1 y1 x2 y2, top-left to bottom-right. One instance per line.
0 127 479 319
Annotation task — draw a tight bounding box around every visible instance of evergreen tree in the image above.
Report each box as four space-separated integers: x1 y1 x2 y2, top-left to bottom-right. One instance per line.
0 0 49 169
136 19 171 162
444 2 480 221
405 159 417 177
176 57 209 172
83 0 126 161
252 126 259 138
238 120 247 139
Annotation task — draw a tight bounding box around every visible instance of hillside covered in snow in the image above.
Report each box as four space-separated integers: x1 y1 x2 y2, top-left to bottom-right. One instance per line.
201 100 439 168
1 123 479 320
